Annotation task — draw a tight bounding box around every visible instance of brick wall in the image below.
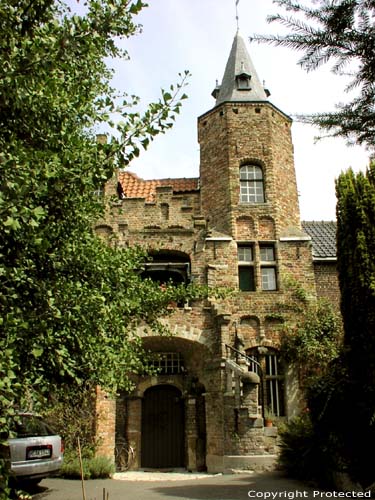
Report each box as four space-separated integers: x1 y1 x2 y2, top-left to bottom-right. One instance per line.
313 261 341 311
95 387 116 459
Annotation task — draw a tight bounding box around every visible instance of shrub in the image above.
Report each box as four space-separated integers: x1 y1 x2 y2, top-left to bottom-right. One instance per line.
88 456 115 479
60 457 91 480
278 413 320 482
60 455 115 480
44 384 97 456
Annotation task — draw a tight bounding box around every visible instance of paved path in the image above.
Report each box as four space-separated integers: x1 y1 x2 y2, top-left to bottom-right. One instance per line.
27 470 327 500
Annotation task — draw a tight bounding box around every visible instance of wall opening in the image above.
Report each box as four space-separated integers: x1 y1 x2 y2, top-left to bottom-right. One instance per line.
141 385 185 468
142 250 190 286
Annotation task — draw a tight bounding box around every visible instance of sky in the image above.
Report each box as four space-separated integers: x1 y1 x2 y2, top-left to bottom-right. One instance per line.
109 0 370 221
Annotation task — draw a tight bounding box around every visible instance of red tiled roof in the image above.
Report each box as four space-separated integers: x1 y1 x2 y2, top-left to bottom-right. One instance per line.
118 171 199 202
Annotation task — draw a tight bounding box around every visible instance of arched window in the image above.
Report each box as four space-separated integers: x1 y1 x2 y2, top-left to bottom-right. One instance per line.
240 165 265 203
246 347 285 417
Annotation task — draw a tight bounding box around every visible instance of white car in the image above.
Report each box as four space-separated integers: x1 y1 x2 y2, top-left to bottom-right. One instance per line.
8 413 63 485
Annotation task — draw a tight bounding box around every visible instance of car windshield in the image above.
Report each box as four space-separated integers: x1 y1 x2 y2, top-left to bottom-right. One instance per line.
13 415 55 438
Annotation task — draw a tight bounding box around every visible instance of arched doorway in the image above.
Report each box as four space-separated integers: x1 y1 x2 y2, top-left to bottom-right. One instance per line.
141 385 185 468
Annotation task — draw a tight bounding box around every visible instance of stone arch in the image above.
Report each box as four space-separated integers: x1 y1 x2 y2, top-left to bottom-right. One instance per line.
239 157 266 170
258 216 276 240
140 335 213 375
94 224 113 241
121 335 210 472
236 215 255 240
137 378 184 398
265 316 284 344
238 158 267 188
137 320 213 349
237 316 260 347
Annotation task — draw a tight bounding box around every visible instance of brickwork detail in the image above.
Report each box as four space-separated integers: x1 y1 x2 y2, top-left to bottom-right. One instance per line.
95 387 116 460
94 83 338 473
313 262 341 311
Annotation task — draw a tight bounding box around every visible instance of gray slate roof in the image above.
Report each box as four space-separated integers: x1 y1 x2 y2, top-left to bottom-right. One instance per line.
302 221 337 260
215 32 269 105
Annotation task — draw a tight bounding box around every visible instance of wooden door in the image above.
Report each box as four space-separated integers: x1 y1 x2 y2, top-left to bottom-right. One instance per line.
141 385 184 468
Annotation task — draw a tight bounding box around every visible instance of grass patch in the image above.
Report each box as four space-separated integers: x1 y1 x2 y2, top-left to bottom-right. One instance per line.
61 455 115 479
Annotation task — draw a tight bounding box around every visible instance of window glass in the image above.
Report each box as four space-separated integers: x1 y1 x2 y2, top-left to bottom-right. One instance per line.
238 246 253 262
260 245 277 290
14 415 55 438
240 165 265 203
261 267 277 291
260 246 275 262
240 165 263 180
238 244 255 291
246 349 285 417
239 267 255 291
147 352 184 375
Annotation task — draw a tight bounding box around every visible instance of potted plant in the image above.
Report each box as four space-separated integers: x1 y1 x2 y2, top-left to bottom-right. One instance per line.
264 407 275 427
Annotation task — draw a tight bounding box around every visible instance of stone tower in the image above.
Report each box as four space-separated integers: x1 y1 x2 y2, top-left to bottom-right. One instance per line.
198 33 301 239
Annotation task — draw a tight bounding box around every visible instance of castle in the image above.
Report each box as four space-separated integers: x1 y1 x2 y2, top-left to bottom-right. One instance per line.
94 32 339 473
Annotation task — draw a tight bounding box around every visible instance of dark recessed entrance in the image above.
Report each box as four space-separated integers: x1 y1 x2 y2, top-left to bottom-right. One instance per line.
141 385 185 469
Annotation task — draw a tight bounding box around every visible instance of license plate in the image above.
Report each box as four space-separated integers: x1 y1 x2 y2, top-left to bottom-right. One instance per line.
26 446 52 460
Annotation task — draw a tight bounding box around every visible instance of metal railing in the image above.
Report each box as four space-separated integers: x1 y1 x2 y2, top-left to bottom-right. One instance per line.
225 344 265 418
225 344 262 374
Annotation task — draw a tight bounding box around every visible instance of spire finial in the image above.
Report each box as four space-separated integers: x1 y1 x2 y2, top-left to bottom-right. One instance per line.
235 0 240 31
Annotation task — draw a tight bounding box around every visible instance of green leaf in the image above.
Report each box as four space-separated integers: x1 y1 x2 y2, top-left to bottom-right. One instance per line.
32 348 44 358
33 206 45 218
4 217 21 230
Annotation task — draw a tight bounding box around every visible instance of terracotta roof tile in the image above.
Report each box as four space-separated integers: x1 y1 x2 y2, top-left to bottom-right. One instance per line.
118 171 199 202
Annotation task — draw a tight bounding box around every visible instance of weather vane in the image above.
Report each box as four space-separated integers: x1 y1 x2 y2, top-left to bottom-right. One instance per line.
235 0 240 31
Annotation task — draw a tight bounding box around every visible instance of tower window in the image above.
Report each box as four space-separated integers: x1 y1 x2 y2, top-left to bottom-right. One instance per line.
236 74 251 90
238 244 255 291
260 245 277 291
240 165 265 203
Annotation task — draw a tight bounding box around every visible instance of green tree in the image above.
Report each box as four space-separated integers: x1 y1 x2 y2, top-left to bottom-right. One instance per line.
253 1 375 486
253 0 375 149
0 0 191 496
333 161 375 485
281 163 375 488
280 299 342 388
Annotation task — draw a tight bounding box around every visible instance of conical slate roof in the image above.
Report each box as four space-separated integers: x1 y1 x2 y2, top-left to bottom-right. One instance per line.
214 32 269 105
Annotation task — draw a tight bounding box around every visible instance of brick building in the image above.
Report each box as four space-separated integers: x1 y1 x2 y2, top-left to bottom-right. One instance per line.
94 33 339 473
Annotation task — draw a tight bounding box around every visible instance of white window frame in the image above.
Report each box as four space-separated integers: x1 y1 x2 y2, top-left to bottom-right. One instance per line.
240 165 265 204
260 245 277 291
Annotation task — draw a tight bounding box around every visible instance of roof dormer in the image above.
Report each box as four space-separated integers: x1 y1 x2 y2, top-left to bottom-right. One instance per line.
214 33 270 105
